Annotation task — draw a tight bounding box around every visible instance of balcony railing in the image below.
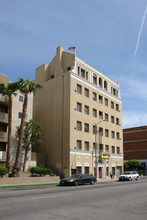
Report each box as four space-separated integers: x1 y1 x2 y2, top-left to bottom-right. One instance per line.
0 112 8 124
0 95 9 105
0 151 6 161
0 131 8 142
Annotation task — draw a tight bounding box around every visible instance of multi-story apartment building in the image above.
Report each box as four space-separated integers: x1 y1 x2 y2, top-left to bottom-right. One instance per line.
33 46 123 178
0 73 35 170
0 74 9 166
123 126 147 175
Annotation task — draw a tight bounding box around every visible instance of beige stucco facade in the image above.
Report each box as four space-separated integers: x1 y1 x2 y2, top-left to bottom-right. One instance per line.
33 46 123 178
0 73 35 170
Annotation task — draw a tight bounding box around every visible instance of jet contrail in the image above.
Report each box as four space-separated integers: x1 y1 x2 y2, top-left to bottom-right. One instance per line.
134 2 147 58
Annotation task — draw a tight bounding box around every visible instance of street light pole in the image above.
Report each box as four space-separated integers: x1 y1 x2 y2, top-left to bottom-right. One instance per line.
95 124 98 179
94 120 107 179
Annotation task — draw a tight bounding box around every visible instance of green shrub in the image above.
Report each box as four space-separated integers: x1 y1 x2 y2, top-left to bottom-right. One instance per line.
30 167 52 176
0 167 8 178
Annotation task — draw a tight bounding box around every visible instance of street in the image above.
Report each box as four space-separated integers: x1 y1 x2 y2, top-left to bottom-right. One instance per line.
0 179 147 220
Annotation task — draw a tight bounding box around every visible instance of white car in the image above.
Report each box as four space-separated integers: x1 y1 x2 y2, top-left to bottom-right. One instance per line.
118 171 139 181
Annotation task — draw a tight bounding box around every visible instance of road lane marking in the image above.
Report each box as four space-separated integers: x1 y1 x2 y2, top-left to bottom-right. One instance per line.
112 185 129 189
31 193 72 200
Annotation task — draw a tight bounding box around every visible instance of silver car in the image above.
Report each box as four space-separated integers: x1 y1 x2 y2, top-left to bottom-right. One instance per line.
119 171 139 181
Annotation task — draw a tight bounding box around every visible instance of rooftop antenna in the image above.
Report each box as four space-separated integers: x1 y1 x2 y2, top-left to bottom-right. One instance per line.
139 118 142 126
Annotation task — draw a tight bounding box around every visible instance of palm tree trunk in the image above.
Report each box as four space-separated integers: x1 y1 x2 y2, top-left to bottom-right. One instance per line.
13 92 28 175
23 149 28 172
6 95 12 173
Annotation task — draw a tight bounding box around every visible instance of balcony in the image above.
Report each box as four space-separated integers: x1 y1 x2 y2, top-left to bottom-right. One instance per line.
0 151 6 161
0 95 9 106
0 112 8 124
0 131 8 142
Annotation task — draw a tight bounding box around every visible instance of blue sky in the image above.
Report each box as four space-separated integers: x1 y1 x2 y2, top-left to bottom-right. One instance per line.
0 0 147 128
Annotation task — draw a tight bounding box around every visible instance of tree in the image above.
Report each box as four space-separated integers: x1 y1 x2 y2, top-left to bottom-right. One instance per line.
126 159 141 170
13 78 42 175
16 120 42 172
0 83 18 172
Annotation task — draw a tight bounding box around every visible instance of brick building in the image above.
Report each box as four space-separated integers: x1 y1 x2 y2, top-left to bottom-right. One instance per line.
123 126 147 174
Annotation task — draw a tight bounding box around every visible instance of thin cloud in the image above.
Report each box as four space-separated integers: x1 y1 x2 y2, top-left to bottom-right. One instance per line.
120 78 147 99
123 111 147 128
134 1 147 58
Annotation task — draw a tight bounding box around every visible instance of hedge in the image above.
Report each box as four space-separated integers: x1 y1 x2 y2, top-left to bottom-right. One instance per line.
30 167 52 176
0 167 8 178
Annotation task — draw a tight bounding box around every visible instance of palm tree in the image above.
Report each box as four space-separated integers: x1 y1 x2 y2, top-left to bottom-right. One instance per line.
13 78 42 175
0 83 18 172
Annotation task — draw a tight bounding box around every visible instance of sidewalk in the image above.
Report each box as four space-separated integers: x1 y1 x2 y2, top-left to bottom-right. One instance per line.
0 176 118 187
1 176 146 187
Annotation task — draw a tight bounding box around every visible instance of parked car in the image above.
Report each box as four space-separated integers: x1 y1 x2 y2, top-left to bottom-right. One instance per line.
118 171 139 181
60 174 97 186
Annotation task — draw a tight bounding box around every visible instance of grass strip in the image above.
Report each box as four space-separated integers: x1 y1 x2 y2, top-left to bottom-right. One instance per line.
0 183 59 188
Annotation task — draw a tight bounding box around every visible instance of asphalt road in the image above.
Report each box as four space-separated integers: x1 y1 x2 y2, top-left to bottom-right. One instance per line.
0 179 147 220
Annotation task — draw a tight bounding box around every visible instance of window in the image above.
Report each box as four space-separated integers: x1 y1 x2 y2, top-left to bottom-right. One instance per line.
105 129 109 137
99 111 103 120
104 81 108 90
105 113 108 121
84 88 89 97
81 68 85 78
86 71 88 80
93 142 96 149
99 95 103 104
116 118 119 125
116 104 119 111
93 125 96 134
116 132 120 140
111 116 114 124
18 112 27 120
100 144 103 153
99 77 102 88
77 121 82 131
117 146 120 154
105 98 108 106
112 146 115 154
19 95 24 102
112 167 115 175
111 101 114 109
77 84 82 94
99 127 103 136
18 112 22 119
84 141 89 151
105 145 109 153
84 123 89 132
77 102 82 112
93 108 97 117
77 140 82 150
78 66 80 75
111 131 115 139
111 87 118 97
92 92 97 101
84 105 89 115
93 74 97 85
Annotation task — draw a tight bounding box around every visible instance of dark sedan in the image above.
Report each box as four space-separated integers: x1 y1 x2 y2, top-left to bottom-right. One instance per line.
60 174 97 186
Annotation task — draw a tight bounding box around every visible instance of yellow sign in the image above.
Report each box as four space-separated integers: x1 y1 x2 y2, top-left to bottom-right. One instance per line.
101 153 110 159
